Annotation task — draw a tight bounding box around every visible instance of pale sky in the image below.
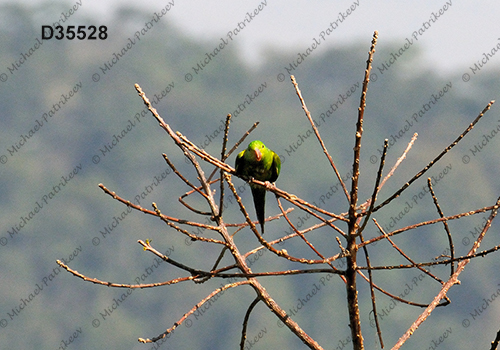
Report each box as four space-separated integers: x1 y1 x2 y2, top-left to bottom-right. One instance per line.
4 0 499 74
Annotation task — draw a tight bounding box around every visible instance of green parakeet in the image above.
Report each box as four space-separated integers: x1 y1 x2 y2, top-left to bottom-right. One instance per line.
235 140 281 234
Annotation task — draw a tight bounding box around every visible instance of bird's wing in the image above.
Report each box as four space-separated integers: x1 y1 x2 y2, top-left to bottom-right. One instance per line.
235 150 246 175
270 152 281 182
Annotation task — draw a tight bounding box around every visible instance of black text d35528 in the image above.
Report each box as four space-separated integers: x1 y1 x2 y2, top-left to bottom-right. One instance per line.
42 25 108 40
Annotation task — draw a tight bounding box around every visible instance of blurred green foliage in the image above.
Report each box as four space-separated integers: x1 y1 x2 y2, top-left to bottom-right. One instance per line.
1 3 499 350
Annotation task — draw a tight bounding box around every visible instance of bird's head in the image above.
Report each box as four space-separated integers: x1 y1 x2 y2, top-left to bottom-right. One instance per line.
247 140 266 161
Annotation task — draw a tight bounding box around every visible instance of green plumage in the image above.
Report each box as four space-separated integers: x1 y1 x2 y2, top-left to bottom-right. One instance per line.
235 140 281 234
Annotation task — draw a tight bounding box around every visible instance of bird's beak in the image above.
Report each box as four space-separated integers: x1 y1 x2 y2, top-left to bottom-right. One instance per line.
254 148 262 161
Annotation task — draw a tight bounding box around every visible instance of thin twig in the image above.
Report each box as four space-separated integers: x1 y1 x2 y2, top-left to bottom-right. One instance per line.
372 219 443 283
139 280 252 343
240 297 261 350
194 246 229 284
139 239 216 275
56 259 199 288
98 183 219 231
277 198 344 274
360 203 499 247
219 114 232 217
290 75 350 203
163 153 213 215
374 100 495 213
427 178 455 275
378 133 418 192
392 195 500 349
152 203 227 246
356 270 449 308
178 132 235 174
227 207 294 230
194 268 345 279
163 153 210 201
359 232 384 348
490 329 500 350
359 242 500 270
359 139 388 232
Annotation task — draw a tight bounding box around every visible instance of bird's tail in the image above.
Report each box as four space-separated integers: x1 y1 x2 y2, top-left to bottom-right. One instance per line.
250 185 266 234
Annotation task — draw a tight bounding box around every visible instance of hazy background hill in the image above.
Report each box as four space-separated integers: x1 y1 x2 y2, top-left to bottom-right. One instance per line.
1 2 499 349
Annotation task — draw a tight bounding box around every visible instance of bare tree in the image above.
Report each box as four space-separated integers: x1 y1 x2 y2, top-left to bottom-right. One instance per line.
57 31 500 350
